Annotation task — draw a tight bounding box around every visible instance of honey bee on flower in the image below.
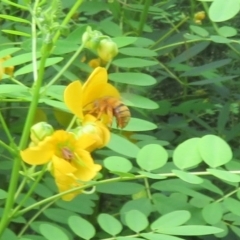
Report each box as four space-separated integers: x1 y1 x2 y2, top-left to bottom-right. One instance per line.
64 67 131 129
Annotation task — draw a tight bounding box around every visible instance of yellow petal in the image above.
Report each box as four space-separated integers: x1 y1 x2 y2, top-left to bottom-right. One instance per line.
76 133 98 150
20 139 54 165
83 67 108 91
64 80 83 119
82 67 108 106
73 149 102 181
51 155 77 177
100 83 121 98
56 182 81 201
81 114 110 149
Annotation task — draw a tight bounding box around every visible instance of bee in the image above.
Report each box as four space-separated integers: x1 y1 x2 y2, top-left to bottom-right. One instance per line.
86 96 131 129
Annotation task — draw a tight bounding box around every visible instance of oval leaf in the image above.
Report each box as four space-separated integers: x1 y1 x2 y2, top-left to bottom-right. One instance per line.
202 202 223 224
2 29 31 37
113 58 158 68
0 14 30 24
190 25 209 37
107 133 140 158
140 233 185 240
156 225 223 236
172 170 203 184
68 216 95 239
198 135 232 167
112 37 137 48
137 144 168 171
223 197 240 216
97 182 144 195
104 156 133 173
119 47 157 57
151 210 191 230
109 72 156 86
125 210 148 232
207 168 240 182
218 26 237 37
15 57 63 76
115 118 157 131
0 48 21 58
39 223 68 240
209 0 240 22
122 93 159 109
97 213 122 236
173 138 202 169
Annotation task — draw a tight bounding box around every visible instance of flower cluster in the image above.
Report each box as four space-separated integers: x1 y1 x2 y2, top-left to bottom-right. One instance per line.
194 11 205 24
0 55 14 80
82 26 118 62
21 67 128 201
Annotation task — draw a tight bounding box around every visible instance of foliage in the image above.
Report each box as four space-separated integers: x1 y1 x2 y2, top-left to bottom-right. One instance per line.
1 0 240 239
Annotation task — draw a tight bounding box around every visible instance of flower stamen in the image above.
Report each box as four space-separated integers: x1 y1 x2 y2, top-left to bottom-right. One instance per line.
61 147 74 162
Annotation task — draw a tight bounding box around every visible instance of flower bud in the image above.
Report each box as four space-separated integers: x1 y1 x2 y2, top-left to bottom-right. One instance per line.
82 26 103 50
71 115 110 151
97 38 118 62
0 55 14 80
194 11 205 24
30 122 54 144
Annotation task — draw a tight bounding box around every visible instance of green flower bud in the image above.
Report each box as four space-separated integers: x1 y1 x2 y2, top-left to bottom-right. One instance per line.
30 122 54 144
82 26 103 50
97 38 118 62
70 125 96 138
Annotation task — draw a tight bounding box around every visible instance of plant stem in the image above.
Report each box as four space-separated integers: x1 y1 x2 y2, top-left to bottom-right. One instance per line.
137 0 152 35
0 111 16 147
52 0 84 44
17 199 56 237
42 43 84 91
150 17 189 49
13 169 240 217
0 2 51 232
11 165 48 216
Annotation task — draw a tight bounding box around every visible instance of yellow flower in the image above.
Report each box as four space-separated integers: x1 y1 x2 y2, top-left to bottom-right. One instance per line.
88 58 102 68
72 114 110 151
97 38 118 62
0 55 14 80
194 11 205 24
64 67 120 121
21 130 101 201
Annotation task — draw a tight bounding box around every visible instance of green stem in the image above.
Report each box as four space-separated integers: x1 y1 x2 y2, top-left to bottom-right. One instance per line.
0 111 16 147
8 76 28 87
13 169 240 217
150 17 189 49
66 115 77 131
42 43 84 91
14 177 28 200
11 165 48 217
157 60 184 85
0 139 17 156
0 23 50 240
17 199 56 237
153 38 207 52
137 0 152 35
143 178 152 201
215 188 240 203
52 0 84 44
